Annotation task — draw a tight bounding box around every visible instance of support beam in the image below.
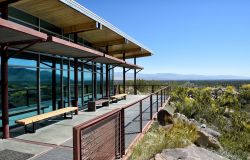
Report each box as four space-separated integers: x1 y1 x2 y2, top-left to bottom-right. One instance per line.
7 39 44 59
52 58 56 111
74 58 78 107
37 55 41 114
1 3 9 139
108 48 142 56
81 63 84 107
68 60 71 106
100 64 104 97
134 58 137 95
63 21 102 34
92 62 97 100
106 64 110 97
1 45 9 139
123 53 126 94
93 38 128 47
60 58 64 109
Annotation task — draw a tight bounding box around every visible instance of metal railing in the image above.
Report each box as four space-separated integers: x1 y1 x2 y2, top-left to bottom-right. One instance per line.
73 86 170 160
114 84 169 95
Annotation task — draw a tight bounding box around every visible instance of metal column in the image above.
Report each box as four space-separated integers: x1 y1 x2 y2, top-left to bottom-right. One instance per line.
81 63 84 107
60 58 64 109
134 58 137 95
1 3 9 139
37 55 41 114
1 45 9 139
74 58 78 107
122 53 126 94
52 58 56 111
105 46 110 97
106 64 110 97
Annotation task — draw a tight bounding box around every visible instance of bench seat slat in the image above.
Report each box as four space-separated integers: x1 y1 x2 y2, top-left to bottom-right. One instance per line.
16 107 78 125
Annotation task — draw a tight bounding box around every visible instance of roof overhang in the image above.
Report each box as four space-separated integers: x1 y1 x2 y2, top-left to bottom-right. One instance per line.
0 18 143 70
8 0 153 59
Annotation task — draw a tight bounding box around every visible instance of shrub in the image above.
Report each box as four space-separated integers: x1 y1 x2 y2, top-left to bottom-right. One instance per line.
130 121 198 160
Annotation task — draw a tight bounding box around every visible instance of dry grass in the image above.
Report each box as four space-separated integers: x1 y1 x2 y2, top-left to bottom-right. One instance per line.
130 120 198 160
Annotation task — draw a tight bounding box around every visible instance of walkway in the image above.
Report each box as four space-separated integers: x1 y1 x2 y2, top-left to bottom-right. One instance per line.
0 95 148 160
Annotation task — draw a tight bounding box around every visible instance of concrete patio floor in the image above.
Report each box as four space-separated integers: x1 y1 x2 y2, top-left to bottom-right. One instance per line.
0 95 149 160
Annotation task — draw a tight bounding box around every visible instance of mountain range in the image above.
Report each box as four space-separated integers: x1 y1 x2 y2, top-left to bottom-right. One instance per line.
114 72 250 80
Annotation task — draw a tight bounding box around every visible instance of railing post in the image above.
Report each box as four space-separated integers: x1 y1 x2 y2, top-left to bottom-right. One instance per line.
121 108 125 156
156 92 159 112
140 100 143 133
150 94 153 120
151 85 154 93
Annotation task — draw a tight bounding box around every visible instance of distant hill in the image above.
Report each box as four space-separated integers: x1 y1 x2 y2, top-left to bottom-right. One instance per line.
114 72 250 80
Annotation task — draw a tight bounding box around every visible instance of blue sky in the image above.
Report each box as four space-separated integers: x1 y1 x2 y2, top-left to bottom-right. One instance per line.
78 0 250 76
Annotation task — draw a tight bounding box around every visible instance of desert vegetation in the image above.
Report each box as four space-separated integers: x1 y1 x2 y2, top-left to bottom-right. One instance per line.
130 81 250 160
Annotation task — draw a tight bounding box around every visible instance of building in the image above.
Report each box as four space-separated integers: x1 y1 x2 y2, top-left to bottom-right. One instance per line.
0 0 153 139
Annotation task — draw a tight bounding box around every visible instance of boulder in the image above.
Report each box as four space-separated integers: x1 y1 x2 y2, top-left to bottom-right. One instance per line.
154 144 228 160
157 110 174 126
195 130 222 150
200 127 221 138
189 119 200 126
173 113 189 123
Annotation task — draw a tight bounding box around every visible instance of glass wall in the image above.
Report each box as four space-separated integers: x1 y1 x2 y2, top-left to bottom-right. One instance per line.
0 49 115 131
84 64 93 105
7 53 38 127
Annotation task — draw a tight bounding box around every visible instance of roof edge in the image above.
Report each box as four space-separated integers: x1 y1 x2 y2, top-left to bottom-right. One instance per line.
59 0 154 56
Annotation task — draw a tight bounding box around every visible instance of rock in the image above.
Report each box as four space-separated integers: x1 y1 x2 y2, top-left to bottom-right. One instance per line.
195 130 222 150
157 110 174 126
189 119 200 126
201 124 207 128
201 127 221 138
154 153 165 160
162 124 173 131
155 144 228 160
173 113 189 123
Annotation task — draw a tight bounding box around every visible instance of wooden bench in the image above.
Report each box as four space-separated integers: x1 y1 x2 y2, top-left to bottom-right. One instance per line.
110 94 128 103
15 107 78 133
88 99 109 112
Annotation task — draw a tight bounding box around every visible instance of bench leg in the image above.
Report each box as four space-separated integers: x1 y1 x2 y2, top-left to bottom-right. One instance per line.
70 111 73 119
75 109 78 115
124 96 126 100
25 125 27 133
103 101 109 107
24 123 36 133
32 123 36 133
88 102 96 112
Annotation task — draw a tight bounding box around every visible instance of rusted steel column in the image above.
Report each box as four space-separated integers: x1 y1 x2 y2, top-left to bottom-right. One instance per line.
1 45 9 139
134 58 137 95
140 100 143 133
37 55 41 114
106 64 110 97
81 63 84 107
68 60 71 106
150 94 153 120
73 58 78 107
123 53 126 94
121 108 125 155
59 58 64 109
52 58 56 110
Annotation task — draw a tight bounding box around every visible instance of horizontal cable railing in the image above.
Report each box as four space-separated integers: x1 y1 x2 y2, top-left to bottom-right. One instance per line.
73 86 170 160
